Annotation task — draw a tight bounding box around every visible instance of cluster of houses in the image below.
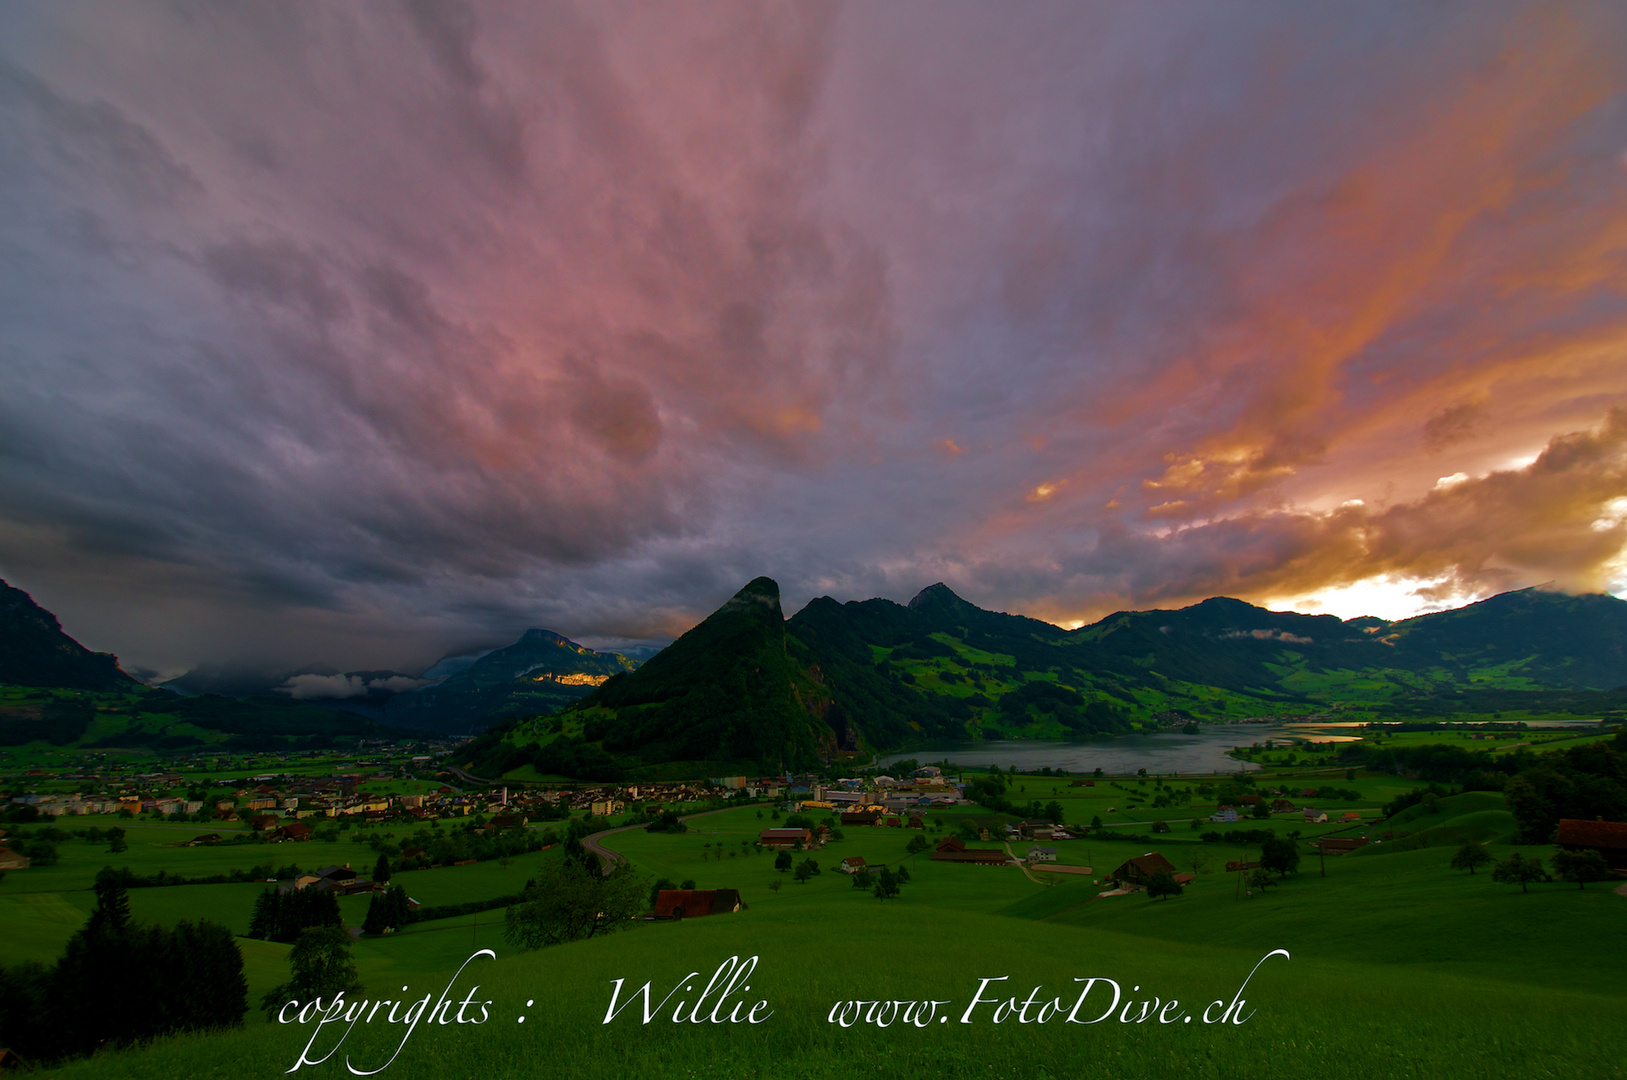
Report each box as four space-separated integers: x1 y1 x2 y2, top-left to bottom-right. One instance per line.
1209 795 1364 824
780 767 967 815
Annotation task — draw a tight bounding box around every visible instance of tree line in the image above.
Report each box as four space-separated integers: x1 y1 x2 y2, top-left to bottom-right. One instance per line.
0 869 246 1064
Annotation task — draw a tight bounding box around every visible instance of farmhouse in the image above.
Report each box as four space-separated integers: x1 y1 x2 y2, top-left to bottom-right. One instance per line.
1112 852 1178 887
838 856 868 874
1555 819 1627 870
931 848 1011 866
1312 837 1370 854
652 889 742 919
759 828 812 850
1018 821 1056 841
1026 846 1057 863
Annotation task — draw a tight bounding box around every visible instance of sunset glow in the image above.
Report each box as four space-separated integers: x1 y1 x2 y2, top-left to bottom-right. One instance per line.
2 2 1627 675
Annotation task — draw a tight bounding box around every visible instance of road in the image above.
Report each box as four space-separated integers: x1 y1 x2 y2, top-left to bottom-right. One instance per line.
582 807 733 875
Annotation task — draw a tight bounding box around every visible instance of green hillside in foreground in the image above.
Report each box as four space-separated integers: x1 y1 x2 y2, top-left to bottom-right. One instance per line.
13 795 1624 1080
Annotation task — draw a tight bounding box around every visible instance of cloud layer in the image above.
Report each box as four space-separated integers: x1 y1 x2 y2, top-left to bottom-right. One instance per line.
2 2 1626 674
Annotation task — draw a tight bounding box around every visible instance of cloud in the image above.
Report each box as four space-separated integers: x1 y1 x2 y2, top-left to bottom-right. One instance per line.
277 674 369 700
1 2 1626 670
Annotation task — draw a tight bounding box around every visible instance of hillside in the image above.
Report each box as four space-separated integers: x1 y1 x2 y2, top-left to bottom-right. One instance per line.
0 579 139 692
468 578 841 778
471 579 1627 781
384 629 638 735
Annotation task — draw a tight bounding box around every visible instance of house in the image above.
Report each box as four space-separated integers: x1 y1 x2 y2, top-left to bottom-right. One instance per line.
1026 846 1057 863
759 828 812 850
1341 811 1363 822
838 856 868 874
840 811 881 826
249 814 280 832
1210 808 1239 823
1270 799 1295 813
275 822 313 842
1313 838 1370 854
1112 852 1178 887
931 847 1012 866
1018 821 1056 841
1555 819 1627 869
1303 810 1328 823
935 836 965 853
314 864 357 882
652 889 742 919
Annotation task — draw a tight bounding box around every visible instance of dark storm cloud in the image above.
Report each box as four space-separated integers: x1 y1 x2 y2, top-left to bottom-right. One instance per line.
1 1 1626 673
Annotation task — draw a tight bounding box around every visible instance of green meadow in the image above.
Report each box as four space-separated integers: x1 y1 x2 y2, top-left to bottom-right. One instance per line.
5 771 1623 1080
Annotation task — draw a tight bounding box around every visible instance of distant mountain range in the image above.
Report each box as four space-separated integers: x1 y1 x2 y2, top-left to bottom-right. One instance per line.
3 574 1626 762
465 578 1627 780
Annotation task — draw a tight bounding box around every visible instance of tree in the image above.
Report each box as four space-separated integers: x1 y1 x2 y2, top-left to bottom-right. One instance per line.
648 877 677 907
1250 801 1271 820
1492 853 1547 893
1550 848 1610 890
1043 800 1065 825
906 834 929 855
107 827 128 854
680 878 696 890
774 851 793 873
793 858 821 884
88 866 132 935
1145 868 1183 900
503 859 647 950
768 879 783 893
1245 868 1274 892
373 852 391 885
1090 815 1104 832
872 867 901 901
1450 840 1492 876
260 926 362 1017
248 886 342 944
1260 837 1301 878
362 885 412 934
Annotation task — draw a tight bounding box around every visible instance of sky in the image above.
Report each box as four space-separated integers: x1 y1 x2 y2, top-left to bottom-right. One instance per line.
4 1 1627 681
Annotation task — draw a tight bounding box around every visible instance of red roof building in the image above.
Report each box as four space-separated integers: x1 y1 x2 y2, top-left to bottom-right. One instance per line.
1556 819 1627 869
652 889 742 919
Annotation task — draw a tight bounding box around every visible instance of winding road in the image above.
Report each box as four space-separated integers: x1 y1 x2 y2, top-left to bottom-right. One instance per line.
582 807 734 875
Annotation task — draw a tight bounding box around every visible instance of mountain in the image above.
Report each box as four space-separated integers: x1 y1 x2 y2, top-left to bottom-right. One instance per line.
0 579 139 691
384 629 638 735
468 578 1627 782
467 578 839 778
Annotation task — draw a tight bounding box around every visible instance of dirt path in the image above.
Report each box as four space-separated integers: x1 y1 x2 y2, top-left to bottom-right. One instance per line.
1003 842 1048 885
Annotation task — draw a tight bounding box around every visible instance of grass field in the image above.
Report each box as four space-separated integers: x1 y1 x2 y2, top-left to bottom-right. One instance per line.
5 781 1623 1080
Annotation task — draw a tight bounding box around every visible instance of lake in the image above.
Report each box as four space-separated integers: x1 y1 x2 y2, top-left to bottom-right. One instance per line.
876 718 1602 777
